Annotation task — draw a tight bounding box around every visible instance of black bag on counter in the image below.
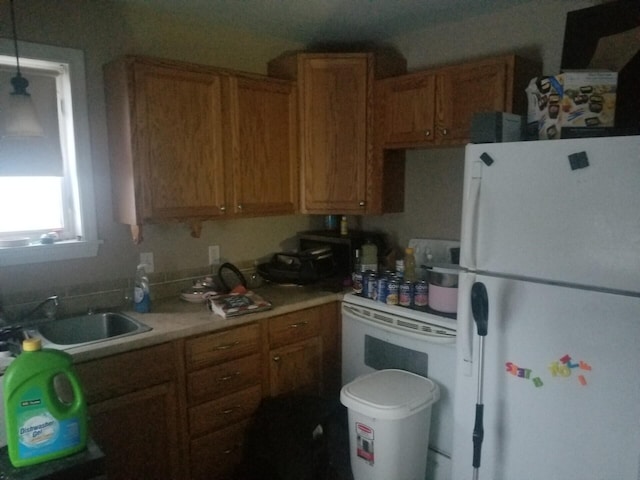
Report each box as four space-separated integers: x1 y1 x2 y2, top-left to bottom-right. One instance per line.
236 394 352 480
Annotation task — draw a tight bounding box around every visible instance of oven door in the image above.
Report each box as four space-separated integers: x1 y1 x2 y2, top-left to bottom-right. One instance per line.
341 300 456 480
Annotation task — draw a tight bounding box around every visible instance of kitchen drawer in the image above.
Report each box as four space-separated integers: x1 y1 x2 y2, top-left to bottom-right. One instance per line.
188 384 262 437
190 419 250 480
187 353 261 405
269 308 322 349
75 342 178 404
185 323 260 371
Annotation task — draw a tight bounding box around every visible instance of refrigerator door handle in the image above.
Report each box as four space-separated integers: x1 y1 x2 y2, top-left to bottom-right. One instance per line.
461 160 483 270
458 271 476 377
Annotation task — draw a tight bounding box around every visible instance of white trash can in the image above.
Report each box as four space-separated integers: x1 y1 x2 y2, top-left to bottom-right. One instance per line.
340 369 440 480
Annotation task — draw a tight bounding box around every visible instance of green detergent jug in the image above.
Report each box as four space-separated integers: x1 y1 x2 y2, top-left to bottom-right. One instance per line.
3 338 87 467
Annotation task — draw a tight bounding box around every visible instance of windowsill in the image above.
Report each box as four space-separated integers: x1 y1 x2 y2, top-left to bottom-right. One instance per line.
0 239 102 266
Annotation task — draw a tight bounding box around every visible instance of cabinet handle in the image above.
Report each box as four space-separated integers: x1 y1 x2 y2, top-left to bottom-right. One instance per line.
237 204 243 210
223 442 242 455
214 341 240 351
440 127 449 136
425 129 431 137
222 407 239 415
219 371 241 382
288 321 308 329
359 201 366 207
272 355 281 362
220 205 226 212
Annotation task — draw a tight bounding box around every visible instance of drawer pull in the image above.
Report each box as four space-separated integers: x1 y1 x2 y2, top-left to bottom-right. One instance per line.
222 407 239 415
272 355 281 362
288 321 308 329
223 442 242 455
214 341 240 351
219 371 241 382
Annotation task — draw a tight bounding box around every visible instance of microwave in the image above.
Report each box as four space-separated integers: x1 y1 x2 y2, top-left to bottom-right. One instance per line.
298 230 386 280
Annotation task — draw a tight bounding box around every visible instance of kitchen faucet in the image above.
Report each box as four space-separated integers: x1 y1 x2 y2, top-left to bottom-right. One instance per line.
23 295 60 322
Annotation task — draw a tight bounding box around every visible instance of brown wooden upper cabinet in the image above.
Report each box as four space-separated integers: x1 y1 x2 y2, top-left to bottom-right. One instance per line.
104 56 297 242
268 52 406 215
376 54 540 149
225 75 298 217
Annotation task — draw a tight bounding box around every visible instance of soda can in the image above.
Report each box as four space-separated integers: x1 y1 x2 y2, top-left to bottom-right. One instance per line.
376 276 388 303
386 279 399 305
364 272 378 299
399 281 413 307
414 280 429 308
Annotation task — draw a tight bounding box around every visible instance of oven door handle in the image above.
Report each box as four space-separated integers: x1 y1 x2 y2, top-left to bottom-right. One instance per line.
342 304 456 344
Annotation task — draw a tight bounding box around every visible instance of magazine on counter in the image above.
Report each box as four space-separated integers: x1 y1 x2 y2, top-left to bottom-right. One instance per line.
207 290 272 318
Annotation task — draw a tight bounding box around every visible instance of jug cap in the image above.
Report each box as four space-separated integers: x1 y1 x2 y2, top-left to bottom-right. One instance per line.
22 338 42 352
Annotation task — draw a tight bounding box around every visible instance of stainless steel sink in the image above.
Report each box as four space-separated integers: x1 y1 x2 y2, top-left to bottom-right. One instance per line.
28 312 152 348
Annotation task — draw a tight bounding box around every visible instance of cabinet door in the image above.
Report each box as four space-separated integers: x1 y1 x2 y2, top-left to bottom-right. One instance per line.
227 76 298 216
267 303 338 397
134 62 227 220
299 55 370 213
75 342 183 479
435 60 508 145
377 72 437 148
88 382 181 480
269 336 322 396
190 420 250 480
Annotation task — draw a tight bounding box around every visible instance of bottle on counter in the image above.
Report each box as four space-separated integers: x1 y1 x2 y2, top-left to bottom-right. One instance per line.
352 249 363 294
340 215 348 235
403 247 417 283
361 238 378 273
395 258 405 281
134 264 151 313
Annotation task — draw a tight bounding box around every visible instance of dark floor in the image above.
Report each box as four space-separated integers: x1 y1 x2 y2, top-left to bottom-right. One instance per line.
236 394 353 480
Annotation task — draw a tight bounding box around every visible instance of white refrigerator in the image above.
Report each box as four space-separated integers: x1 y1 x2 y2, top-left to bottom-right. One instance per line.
451 135 640 480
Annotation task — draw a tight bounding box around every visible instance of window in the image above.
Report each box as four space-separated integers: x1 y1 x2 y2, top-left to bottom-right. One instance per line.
0 40 100 266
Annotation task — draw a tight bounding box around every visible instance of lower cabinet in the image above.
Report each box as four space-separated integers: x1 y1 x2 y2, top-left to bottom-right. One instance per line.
184 323 263 480
75 342 183 480
73 301 340 480
267 302 340 398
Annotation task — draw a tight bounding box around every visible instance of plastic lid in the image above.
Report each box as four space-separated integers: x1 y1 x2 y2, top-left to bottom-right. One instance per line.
22 338 42 352
340 369 440 420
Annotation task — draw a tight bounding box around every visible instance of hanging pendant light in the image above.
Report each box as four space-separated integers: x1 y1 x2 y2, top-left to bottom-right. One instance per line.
4 0 44 137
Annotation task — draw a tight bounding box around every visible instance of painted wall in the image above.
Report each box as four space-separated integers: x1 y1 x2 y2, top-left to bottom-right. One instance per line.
0 0 602 300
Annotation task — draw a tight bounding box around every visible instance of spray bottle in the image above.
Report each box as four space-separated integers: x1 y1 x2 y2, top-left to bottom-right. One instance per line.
134 264 151 313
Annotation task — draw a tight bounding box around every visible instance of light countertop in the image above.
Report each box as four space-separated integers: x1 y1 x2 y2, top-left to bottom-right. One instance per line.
65 284 345 363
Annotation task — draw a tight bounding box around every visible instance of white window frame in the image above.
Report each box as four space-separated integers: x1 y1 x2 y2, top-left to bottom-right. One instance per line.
0 40 101 266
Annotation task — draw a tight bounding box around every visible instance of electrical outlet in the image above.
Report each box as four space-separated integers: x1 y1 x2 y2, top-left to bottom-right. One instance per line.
208 245 220 265
140 252 154 273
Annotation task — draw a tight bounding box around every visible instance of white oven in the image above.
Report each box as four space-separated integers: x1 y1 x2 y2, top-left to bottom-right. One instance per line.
342 293 457 480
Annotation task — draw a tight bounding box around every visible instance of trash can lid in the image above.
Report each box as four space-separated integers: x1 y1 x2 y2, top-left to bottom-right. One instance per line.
340 369 440 420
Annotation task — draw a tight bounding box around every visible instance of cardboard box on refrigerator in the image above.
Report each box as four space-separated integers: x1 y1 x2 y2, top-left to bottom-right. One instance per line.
526 70 617 139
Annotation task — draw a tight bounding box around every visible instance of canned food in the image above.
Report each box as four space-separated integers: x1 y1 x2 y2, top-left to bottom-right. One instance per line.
376 277 388 303
352 272 363 295
414 280 428 308
386 279 399 305
399 281 413 307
